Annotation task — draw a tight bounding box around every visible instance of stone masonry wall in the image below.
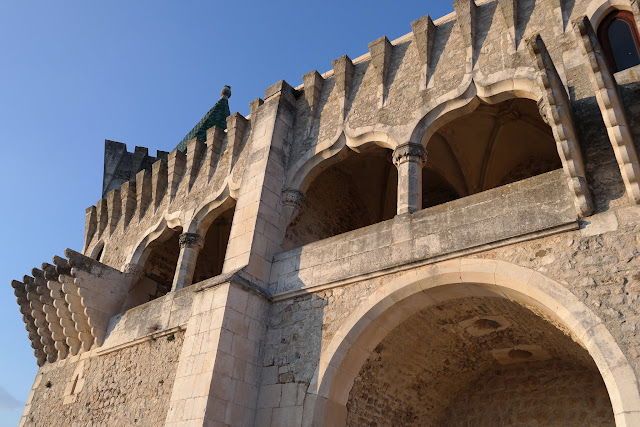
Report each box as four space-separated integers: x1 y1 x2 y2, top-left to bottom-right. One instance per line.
345 296 609 426
23 331 184 426
283 167 373 250
260 205 640 424
442 359 614 426
348 360 613 426
18 0 640 425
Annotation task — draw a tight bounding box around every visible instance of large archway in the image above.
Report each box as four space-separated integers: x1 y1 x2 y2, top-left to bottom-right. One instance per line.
347 297 613 425
312 259 640 426
421 97 561 208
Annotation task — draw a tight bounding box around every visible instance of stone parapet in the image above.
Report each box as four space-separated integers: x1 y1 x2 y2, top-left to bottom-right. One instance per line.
270 169 577 296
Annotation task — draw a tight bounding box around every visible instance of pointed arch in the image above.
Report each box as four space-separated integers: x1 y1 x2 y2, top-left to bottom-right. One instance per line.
408 78 540 147
286 130 398 194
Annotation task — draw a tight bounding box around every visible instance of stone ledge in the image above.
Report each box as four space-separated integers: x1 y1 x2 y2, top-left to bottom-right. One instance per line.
96 325 185 356
271 169 577 296
271 222 577 301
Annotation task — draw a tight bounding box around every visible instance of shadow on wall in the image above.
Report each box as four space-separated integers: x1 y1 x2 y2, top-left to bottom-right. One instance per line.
122 226 182 311
572 94 626 212
257 286 327 425
283 145 397 250
421 98 561 208
193 204 235 284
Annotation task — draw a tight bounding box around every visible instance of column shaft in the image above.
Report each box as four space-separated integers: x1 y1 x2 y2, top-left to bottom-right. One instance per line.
172 233 204 291
393 143 427 215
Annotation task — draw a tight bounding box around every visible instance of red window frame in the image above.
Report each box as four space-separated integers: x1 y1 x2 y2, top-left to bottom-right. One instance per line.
597 10 640 72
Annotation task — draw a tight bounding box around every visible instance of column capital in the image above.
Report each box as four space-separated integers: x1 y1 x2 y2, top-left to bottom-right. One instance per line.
179 233 204 250
537 97 550 125
282 189 306 211
282 189 306 226
123 263 145 281
392 143 427 167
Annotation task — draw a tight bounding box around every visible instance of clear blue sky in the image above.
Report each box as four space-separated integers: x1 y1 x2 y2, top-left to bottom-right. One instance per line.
0 1 454 424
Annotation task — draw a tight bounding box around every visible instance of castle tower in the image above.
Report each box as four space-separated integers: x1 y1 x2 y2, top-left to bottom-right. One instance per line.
12 2 640 426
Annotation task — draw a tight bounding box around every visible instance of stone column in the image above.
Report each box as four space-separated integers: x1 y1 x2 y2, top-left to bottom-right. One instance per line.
393 143 427 215
171 233 204 291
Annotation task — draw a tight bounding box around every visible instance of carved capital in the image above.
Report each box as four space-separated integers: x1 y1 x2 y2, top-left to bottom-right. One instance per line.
179 233 204 250
537 98 550 125
123 263 145 281
392 143 427 167
282 189 306 211
282 189 306 225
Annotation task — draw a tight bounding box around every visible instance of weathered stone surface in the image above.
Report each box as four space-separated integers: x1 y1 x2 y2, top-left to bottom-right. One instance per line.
24 331 183 426
13 1 640 425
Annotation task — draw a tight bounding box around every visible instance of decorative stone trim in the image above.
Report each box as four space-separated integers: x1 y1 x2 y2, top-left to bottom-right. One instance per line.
179 233 204 250
392 143 427 167
282 189 306 211
281 189 306 226
527 34 594 217
537 98 549 125
574 16 640 204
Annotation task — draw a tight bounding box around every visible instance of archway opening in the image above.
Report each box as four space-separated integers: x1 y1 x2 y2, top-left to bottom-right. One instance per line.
421 98 561 209
123 226 182 310
346 295 614 426
192 203 235 284
284 146 397 249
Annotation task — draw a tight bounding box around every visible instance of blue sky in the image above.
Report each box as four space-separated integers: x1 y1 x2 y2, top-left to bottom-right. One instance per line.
0 1 454 424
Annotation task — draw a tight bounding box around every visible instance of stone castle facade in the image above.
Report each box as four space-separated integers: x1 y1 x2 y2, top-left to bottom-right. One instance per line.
11 0 640 425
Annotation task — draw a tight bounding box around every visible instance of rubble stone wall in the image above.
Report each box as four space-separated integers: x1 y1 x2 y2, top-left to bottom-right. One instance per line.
23 331 184 426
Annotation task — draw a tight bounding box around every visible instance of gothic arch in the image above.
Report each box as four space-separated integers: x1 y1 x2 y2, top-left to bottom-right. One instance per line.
127 216 183 267
588 0 634 27
186 183 235 236
89 240 105 261
285 130 398 194
311 259 640 426
408 78 541 148
408 73 592 217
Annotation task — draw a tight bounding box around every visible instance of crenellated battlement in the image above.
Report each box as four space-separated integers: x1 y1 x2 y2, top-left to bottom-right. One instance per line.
83 92 255 266
102 140 168 199
12 1 640 425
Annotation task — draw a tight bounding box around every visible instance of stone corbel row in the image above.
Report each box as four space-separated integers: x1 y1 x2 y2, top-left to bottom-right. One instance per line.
84 117 251 252
527 34 594 217
11 279 48 366
11 248 135 365
573 16 640 204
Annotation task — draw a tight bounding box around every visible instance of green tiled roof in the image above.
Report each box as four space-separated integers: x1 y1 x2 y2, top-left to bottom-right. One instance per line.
176 86 231 153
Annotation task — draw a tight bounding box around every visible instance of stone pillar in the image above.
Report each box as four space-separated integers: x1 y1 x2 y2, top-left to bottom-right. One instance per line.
222 80 297 285
393 143 427 215
165 280 270 426
171 233 204 291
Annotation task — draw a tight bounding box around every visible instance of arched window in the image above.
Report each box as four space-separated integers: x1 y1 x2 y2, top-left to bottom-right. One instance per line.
598 10 640 72
420 98 561 210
